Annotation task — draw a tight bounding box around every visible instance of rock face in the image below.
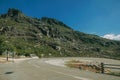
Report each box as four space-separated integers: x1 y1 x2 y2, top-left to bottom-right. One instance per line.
0 8 120 59
7 8 21 17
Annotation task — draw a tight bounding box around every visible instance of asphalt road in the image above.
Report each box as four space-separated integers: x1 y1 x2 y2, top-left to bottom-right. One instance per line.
0 58 120 80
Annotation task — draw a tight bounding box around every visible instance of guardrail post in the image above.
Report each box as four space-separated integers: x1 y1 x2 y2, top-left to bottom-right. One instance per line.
101 62 104 73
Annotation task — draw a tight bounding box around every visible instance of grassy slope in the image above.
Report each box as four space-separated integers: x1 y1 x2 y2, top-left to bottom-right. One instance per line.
0 9 120 59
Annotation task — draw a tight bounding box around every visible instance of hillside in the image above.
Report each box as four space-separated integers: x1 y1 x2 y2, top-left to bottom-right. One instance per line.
0 8 120 59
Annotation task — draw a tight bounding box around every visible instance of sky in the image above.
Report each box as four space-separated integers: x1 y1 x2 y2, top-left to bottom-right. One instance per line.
0 0 120 40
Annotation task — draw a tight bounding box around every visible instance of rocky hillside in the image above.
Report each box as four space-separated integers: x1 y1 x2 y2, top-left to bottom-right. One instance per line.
0 8 120 59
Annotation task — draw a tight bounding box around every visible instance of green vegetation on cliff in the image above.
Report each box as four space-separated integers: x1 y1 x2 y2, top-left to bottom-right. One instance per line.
0 8 120 59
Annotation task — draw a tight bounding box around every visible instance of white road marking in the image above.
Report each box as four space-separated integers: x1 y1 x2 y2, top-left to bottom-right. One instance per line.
51 70 92 80
28 60 40 68
73 76 92 80
28 61 92 80
33 64 40 68
45 59 67 67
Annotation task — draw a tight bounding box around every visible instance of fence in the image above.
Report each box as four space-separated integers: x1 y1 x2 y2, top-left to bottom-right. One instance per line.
101 62 120 73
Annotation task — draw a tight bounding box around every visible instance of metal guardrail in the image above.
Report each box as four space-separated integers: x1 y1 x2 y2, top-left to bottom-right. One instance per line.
105 64 120 66
101 63 120 73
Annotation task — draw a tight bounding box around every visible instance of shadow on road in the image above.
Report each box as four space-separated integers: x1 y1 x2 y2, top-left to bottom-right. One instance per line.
5 72 14 74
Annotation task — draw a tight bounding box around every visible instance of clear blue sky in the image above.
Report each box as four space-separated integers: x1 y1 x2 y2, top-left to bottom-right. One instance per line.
0 0 120 36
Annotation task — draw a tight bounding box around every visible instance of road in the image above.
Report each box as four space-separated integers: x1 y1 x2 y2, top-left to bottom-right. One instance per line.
0 57 120 80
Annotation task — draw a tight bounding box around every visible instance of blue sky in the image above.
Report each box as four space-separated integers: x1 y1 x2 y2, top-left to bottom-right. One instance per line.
0 0 120 38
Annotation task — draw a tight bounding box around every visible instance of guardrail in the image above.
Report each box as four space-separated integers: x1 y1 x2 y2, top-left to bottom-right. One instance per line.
101 63 120 73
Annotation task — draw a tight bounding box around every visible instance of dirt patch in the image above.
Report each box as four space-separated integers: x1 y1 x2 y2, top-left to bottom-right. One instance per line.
0 57 31 64
65 59 111 73
0 58 13 63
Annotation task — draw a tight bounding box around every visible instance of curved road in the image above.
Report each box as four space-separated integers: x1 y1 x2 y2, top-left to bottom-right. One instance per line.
0 58 120 80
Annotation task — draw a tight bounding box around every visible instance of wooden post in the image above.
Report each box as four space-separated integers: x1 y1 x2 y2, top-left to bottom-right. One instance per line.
101 62 104 73
12 52 15 63
6 50 9 61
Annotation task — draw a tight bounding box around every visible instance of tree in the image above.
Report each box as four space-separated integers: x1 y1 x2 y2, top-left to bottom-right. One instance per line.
0 36 5 55
0 36 15 55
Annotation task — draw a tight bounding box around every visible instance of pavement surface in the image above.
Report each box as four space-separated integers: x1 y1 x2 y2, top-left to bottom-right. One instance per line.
0 57 120 80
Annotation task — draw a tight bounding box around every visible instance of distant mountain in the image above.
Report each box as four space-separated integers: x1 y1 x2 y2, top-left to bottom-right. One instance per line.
0 8 120 59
